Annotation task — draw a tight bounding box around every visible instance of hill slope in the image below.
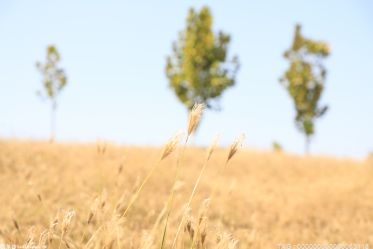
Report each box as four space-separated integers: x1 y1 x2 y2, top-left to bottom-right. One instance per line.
0 140 372 248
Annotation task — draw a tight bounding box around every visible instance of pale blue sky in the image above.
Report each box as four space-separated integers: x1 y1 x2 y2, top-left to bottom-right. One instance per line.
0 1 372 158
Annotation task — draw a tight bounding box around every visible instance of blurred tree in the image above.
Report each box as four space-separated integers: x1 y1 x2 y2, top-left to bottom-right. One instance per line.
36 45 67 142
165 6 239 113
272 141 283 152
280 24 330 154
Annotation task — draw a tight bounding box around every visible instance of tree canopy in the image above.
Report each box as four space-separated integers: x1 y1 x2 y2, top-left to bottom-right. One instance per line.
36 45 67 141
280 24 330 153
166 6 239 111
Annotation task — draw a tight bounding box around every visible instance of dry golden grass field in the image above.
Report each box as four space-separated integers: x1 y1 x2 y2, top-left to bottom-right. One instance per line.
0 139 373 248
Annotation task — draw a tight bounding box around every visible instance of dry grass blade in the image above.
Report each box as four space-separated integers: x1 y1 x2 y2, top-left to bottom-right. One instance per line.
171 136 218 249
61 210 75 234
13 219 20 231
39 229 49 246
121 132 184 219
227 134 245 163
205 135 219 161
161 131 184 160
187 103 205 137
216 232 239 249
190 199 210 248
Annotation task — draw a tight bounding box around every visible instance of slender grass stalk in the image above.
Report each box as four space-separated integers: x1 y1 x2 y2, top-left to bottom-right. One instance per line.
210 134 244 202
150 205 168 235
160 213 170 249
171 135 219 249
58 231 64 249
84 226 103 247
121 132 183 218
188 135 219 204
186 135 243 249
59 210 74 249
188 199 210 249
121 160 161 218
160 193 174 249
166 105 204 248
165 137 188 249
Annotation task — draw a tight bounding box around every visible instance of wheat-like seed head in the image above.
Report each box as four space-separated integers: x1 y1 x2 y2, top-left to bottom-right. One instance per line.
182 204 192 226
26 226 37 246
88 198 99 224
88 190 107 224
227 134 245 163
205 135 219 161
216 232 238 249
198 198 210 235
183 208 194 241
187 103 205 137
50 215 59 231
61 210 75 234
228 239 239 249
13 219 19 231
160 131 184 160
38 229 48 247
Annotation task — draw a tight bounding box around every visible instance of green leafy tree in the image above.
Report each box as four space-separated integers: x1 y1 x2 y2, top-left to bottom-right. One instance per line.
280 24 330 154
165 6 239 113
36 45 67 142
272 141 283 152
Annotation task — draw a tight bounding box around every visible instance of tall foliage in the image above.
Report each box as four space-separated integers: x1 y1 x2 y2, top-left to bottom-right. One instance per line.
166 6 239 112
36 45 67 142
280 24 330 153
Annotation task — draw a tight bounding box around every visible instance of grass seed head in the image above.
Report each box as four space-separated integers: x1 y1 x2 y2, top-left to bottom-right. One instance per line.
187 103 205 137
206 135 219 161
216 232 237 249
227 134 245 163
13 219 19 231
184 217 195 240
38 230 48 246
61 210 75 234
50 216 59 231
228 239 239 249
26 226 36 246
161 131 184 160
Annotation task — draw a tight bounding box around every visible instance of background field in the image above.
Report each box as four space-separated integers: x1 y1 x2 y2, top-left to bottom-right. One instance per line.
1 140 372 248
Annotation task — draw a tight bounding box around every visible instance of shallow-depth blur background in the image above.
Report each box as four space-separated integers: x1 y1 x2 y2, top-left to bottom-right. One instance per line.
0 0 372 158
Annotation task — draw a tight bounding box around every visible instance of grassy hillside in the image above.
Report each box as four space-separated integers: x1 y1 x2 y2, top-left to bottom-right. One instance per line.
0 140 372 248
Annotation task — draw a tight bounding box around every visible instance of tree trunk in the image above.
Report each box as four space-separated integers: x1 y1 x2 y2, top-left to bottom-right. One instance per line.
50 100 57 143
305 135 311 155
